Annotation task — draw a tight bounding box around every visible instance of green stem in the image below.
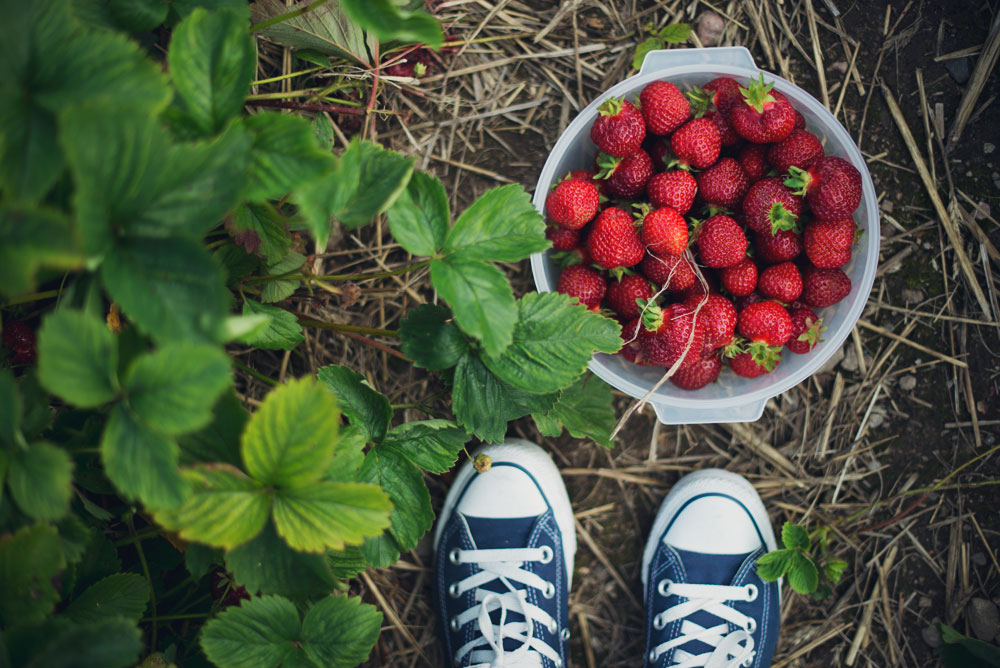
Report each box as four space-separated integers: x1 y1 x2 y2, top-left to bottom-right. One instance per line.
1 289 61 308
253 66 326 85
298 317 399 338
113 528 162 547
250 0 331 33
129 519 158 649
233 359 279 386
246 259 432 285
141 612 211 623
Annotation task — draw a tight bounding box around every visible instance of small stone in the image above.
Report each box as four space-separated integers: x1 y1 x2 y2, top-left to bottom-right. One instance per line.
944 57 971 85
868 406 887 429
968 597 1000 642
696 11 725 46
972 202 991 219
919 596 933 608
972 552 987 567
985 142 996 155
899 374 917 392
829 60 848 74
902 288 924 304
922 624 942 648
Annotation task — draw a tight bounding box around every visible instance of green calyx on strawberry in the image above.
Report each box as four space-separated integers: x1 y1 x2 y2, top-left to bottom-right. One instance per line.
739 73 777 114
549 249 585 267
783 165 812 196
721 336 747 359
796 315 825 347
746 339 782 371
638 299 663 333
768 201 799 235
685 86 714 118
595 152 621 180
598 96 625 117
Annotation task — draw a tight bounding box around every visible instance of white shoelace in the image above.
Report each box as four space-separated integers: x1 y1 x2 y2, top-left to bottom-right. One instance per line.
649 581 758 668
447 546 563 668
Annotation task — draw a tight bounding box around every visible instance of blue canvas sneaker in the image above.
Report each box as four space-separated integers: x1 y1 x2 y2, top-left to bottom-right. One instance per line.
433 439 576 668
642 469 780 668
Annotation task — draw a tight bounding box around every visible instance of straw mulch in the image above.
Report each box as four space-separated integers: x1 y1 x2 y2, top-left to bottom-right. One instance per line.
244 1 1000 666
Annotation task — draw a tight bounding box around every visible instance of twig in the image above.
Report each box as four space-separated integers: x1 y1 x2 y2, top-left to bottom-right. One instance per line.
360 571 432 666
246 99 366 115
857 319 968 368
577 611 597 668
804 0 830 108
845 581 880 665
574 519 642 611
947 9 1000 147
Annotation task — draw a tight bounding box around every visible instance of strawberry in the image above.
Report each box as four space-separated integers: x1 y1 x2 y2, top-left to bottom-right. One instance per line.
803 217 855 268
640 206 688 255
597 149 653 199
546 178 599 229
793 110 806 130
706 110 741 147
648 136 672 169
590 97 646 157
758 261 803 302
767 129 824 174
741 177 802 236
670 118 721 170
546 225 581 251
550 246 592 268
785 156 862 220
701 77 744 114
647 170 697 214
556 264 606 308
735 291 764 311
670 350 723 390
685 293 737 350
641 251 696 292
696 214 748 268
754 229 802 264
729 350 778 377
639 80 690 135
738 143 771 183
720 257 758 296
607 273 654 319
640 302 706 369
729 75 796 143
566 169 597 183
801 266 851 307
697 157 749 209
586 206 644 270
786 308 825 354
2 321 36 364
737 300 792 370
619 317 647 365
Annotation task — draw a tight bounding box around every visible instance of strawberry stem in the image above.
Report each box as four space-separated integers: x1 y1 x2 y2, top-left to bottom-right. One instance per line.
685 86 713 118
739 73 776 114
747 340 781 371
768 202 799 235
597 97 624 117
783 166 811 195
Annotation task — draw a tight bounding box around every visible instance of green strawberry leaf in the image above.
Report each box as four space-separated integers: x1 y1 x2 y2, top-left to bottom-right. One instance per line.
659 23 691 43
298 594 383 667
108 0 169 32
482 292 622 395
0 205 83 298
19 617 143 668
225 522 335 600
241 377 341 488
124 343 232 436
327 546 368 579
781 522 810 550
227 203 292 264
430 256 516 358
340 0 443 49
250 0 374 65
272 482 392 553
380 420 470 474
399 304 469 371
239 299 305 350
317 365 392 444
786 551 819 594
0 525 65 626
532 373 616 448
357 448 430 568
387 170 450 257
443 184 549 263
38 308 119 408
168 7 256 136
178 390 248 468
7 441 74 521
64 574 149 623
824 558 848 585
242 112 335 203
632 36 662 71
324 425 367 483
937 624 1000 667
755 548 794 582
259 250 305 303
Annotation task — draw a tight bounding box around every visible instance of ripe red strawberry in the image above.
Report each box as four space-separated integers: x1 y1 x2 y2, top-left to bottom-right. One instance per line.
648 136 672 169
640 303 705 369
697 158 749 209
619 316 648 365
546 178 599 229
546 225 581 251
641 206 688 255
670 350 722 390
741 177 802 236
767 129 824 174
803 217 855 268
738 300 792 370
590 97 645 157
556 265 606 308
801 266 851 307
640 81 690 135
701 77 744 114
738 143 771 183
647 170 697 214
684 293 737 350
754 229 802 264
729 350 778 377
793 110 806 130
696 214 748 268
785 156 862 220
705 110 741 147
607 274 654 319
566 169 597 183
2 321 36 364
598 149 653 199
670 118 721 170
641 251 696 292
720 258 758 296
736 291 765 311
758 261 803 302
586 206 644 270
786 308 825 354
729 75 796 143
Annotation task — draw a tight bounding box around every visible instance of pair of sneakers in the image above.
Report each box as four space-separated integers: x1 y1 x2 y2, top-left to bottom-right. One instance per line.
433 439 780 668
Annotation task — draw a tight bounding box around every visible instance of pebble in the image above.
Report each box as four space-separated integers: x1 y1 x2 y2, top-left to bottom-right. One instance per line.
696 11 725 46
902 288 924 303
969 598 1000 642
899 374 917 392
922 623 942 648
972 552 987 567
985 142 996 155
919 596 933 608
945 57 971 85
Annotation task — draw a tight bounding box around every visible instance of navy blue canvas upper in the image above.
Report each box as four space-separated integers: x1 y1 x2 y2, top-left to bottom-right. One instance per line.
435 464 570 668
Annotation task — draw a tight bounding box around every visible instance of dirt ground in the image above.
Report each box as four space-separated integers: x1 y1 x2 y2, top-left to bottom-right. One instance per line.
246 1 1000 666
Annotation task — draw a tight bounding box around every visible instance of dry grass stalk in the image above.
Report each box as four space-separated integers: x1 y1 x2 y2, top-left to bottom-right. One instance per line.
947 9 1000 146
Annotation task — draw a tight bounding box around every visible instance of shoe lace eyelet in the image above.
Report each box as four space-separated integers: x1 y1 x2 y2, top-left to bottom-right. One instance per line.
449 616 460 632
653 613 667 630
657 579 672 597
539 545 554 564
745 618 757 634
542 581 555 599
560 628 571 640
745 583 758 601
448 583 461 598
648 650 657 662
548 619 558 635
449 548 462 565
553 659 563 668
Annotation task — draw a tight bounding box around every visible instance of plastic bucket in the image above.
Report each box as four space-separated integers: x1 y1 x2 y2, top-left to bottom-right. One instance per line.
530 47 879 424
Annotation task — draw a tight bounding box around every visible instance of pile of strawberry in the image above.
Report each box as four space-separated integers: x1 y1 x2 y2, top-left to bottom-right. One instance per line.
546 74 862 390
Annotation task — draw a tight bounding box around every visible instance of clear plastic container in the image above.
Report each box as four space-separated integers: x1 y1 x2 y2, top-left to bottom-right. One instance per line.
530 47 879 424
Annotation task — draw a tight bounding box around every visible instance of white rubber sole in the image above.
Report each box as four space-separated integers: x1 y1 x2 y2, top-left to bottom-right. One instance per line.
641 469 779 603
433 439 577 585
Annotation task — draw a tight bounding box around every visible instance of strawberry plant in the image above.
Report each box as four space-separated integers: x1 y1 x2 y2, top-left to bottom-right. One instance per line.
0 2 621 666
755 522 848 599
